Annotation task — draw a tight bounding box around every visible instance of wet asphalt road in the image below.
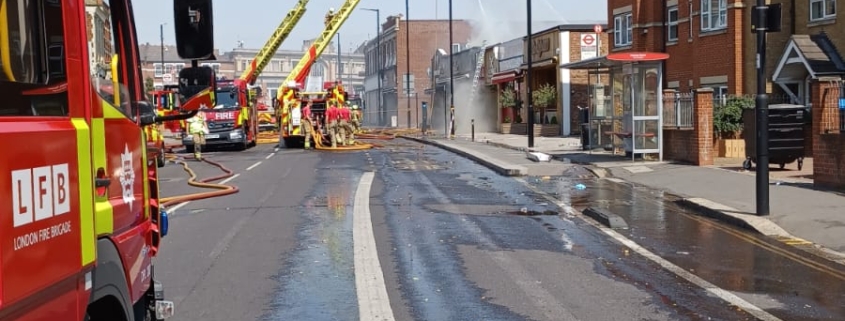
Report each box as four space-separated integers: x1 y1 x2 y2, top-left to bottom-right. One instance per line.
155 139 845 321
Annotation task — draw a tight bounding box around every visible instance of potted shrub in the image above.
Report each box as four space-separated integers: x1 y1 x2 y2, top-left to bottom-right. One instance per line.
532 83 558 136
713 95 753 157
499 84 517 123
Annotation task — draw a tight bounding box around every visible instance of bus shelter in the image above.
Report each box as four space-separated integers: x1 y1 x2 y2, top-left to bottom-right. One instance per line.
561 52 669 161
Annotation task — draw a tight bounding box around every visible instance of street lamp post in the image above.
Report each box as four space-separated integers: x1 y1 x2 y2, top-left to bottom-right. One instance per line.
405 0 411 128
448 0 454 138
526 0 534 148
361 8 381 126
160 23 165 85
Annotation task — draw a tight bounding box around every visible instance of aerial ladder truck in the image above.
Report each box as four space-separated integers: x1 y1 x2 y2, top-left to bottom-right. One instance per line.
276 0 361 148
182 0 309 152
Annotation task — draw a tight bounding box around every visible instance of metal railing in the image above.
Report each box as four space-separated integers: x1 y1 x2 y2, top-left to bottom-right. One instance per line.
663 92 694 128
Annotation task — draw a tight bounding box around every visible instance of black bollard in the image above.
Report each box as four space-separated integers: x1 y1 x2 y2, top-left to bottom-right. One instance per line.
471 119 475 142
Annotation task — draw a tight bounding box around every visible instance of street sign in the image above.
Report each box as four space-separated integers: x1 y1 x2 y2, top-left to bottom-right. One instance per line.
581 34 595 46
163 74 173 82
594 24 603 33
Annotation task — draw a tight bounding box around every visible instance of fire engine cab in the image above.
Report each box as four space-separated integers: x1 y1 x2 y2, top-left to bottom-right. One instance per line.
0 0 217 320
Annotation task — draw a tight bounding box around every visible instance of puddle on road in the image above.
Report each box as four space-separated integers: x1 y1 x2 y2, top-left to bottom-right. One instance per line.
525 177 845 321
264 173 359 321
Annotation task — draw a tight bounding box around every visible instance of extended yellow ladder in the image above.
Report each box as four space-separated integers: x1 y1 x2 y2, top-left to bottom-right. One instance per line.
240 0 309 85
278 0 361 94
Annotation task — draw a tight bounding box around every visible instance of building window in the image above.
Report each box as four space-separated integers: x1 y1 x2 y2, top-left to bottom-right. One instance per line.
701 0 727 31
200 63 220 74
667 6 679 41
711 84 729 105
154 63 163 77
451 43 461 53
810 0 836 21
613 13 633 47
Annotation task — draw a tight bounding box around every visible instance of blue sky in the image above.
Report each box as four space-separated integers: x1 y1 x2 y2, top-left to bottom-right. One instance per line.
134 0 606 52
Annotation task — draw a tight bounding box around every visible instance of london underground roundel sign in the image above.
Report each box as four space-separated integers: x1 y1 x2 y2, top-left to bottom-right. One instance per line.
607 52 670 62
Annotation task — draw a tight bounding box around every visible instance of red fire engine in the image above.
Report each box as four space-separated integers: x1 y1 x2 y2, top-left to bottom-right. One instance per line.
0 0 217 320
182 0 309 152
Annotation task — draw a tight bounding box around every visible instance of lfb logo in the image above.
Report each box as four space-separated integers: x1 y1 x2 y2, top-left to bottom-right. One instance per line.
12 164 71 227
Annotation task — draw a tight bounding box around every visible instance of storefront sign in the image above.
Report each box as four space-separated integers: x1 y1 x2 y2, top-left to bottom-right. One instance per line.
528 31 558 61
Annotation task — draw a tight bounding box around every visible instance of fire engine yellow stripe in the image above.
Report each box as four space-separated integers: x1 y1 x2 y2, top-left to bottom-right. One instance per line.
293 126 301 135
72 118 96 265
91 116 115 236
103 103 126 119
141 135 150 219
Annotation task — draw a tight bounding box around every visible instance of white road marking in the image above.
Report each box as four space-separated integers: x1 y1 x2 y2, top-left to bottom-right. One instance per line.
600 228 781 321
352 172 395 321
514 178 782 321
219 173 240 185
246 161 262 171
166 174 240 213
265 153 275 159
208 215 249 259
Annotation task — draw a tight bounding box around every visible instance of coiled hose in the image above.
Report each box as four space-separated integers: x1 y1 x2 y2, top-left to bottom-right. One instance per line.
160 154 239 207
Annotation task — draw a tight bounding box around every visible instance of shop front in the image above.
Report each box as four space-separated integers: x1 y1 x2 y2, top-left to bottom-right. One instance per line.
491 38 525 134
561 52 669 160
522 29 560 137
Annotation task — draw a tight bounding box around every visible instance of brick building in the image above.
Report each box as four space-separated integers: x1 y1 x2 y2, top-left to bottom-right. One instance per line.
762 0 845 189
363 17 472 127
608 0 747 95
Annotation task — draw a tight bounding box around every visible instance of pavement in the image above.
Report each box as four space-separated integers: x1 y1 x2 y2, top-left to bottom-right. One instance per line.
400 132 845 265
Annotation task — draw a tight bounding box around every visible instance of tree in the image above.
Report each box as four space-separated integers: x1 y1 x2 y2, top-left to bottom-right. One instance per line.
144 77 155 100
531 83 556 108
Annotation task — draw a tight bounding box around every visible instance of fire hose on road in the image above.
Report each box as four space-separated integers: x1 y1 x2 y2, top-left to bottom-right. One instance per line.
160 154 239 207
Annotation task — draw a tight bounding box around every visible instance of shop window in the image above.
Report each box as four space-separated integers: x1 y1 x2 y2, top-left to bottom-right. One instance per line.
667 6 679 42
701 0 727 32
810 0 836 21
0 0 69 116
613 13 633 47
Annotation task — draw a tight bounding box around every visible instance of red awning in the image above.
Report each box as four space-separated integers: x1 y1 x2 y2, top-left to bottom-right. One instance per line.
491 71 521 84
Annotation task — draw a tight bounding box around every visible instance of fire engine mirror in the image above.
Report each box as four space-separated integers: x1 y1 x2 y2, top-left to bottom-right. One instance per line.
137 101 158 127
173 0 215 60
178 66 217 102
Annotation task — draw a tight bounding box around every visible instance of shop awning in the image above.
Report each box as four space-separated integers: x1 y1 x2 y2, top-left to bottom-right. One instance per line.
490 71 521 84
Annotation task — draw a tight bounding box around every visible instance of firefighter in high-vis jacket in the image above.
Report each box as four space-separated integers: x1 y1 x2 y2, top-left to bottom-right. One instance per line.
350 104 361 134
186 108 209 160
326 101 340 148
339 104 354 145
301 101 314 149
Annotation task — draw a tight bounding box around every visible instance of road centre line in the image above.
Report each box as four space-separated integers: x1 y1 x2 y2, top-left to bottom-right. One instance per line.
352 172 396 321
266 153 275 159
166 173 240 213
514 178 781 321
246 161 262 171
219 173 240 184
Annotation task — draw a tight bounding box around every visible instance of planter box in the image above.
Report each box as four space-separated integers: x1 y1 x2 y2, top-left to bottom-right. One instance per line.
509 123 527 134
540 124 559 137
717 139 745 158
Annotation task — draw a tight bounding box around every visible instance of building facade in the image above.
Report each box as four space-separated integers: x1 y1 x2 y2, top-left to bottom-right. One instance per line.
139 40 366 106
607 0 747 96
363 16 472 127
139 44 235 90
